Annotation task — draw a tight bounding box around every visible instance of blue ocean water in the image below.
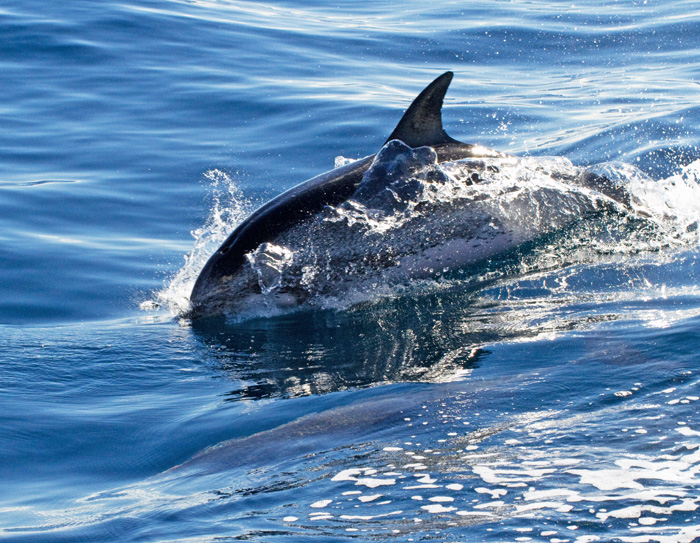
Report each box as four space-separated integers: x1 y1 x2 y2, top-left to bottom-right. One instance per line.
2 0 700 541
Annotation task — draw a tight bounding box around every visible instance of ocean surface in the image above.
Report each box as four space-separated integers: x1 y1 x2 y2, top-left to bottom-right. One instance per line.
2 0 700 541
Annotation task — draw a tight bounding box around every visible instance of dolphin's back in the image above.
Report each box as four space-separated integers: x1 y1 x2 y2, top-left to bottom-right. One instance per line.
189 71 500 315
190 155 373 303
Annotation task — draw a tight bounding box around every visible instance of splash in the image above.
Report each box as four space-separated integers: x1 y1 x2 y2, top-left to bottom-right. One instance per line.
141 169 252 316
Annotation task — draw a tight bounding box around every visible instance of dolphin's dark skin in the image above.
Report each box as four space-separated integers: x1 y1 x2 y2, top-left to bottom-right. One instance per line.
189 72 505 317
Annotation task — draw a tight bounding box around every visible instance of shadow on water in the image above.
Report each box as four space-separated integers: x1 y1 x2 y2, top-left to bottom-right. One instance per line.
169 386 435 475
190 290 495 401
186 219 640 401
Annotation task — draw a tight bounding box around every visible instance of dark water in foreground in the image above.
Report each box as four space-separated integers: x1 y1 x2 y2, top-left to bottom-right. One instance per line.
2 1 700 541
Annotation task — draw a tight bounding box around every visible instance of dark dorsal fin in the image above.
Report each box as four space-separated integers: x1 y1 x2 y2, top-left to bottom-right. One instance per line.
385 71 460 148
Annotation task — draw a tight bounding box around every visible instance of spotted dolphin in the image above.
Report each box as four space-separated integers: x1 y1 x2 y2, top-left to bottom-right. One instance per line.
189 72 505 317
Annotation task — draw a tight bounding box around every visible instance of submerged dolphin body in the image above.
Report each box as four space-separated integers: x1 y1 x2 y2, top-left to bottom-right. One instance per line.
189 72 505 317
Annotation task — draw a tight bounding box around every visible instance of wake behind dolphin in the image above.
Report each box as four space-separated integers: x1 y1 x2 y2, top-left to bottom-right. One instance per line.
185 72 700 319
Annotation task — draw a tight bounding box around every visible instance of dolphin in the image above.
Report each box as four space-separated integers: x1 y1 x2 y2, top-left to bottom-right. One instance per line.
189 71 505 317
